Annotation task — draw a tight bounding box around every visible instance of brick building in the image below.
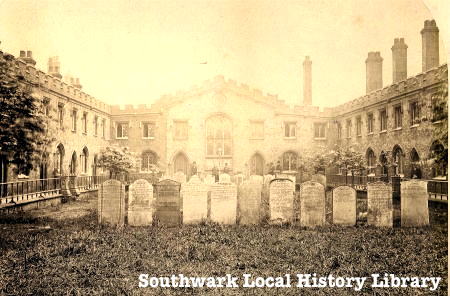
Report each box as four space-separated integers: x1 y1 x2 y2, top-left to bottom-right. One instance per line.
0 19 447 184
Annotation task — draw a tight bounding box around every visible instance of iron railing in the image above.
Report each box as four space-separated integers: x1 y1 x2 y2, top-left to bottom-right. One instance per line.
427 180 448 201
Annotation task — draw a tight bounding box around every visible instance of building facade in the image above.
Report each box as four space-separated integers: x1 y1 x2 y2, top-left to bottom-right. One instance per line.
0 19 447 184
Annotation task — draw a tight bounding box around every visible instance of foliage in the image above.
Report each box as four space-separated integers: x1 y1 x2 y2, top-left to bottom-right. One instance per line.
327 145 365 173
431 81 448 167
97 145 136 177
0 54 55 175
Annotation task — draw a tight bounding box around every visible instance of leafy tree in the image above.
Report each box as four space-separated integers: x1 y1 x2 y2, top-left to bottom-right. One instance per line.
327 145 365 175
0 53 53 175
97 146 136 178
431 81 448 168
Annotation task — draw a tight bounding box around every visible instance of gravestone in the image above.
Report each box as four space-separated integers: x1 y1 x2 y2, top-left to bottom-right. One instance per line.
181 176 208 224
401 180 429 227
154 179 181 226
332 186 356 226
210 182 237 224
312 174 327 187
128 179 154 226
98 179 125 226
238 180 262 224
269 179 294 224
249 175 263 184
174 171 187 184
300 181 326 227
219 173 231 183
367 182 393 227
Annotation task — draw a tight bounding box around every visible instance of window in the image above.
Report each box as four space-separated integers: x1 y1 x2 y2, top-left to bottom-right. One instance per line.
141 151 157 171
346 119 352 138
284 122 296 138
250 121 264 139
356 117 362 136
80 147 89 174
379 109 387 131
366 148 376 175
410 101 420 126
102 119 106 138
394 105 402 128
337 122 342 139
282 151 298 171
58 104 64 128
367 113 374 134
142 122 155 138
71 109 77 132
82 112 88 134
314 123 326 139
116 122 129 139
94 116 98 136
431 94 446 122
43 98 50 116
393 146 404 176
174 121 188 140
206 115 232 156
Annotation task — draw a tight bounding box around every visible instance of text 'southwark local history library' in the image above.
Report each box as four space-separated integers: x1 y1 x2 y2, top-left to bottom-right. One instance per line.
0 19 447 211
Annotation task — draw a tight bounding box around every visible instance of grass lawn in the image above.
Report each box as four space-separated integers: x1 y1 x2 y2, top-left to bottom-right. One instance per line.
0 197 447 295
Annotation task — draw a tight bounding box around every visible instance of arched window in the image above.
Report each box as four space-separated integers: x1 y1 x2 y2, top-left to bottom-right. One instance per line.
80 147 89 174
39 152 49 180
206 115 232 157
410 148 422 179
430 141 447 178
379 151 388 176
282 151 298 171
366 148 376 175
392 145 404 176
70 152 77 175
54 144 65 175
142 151 157 171
173 152 189 176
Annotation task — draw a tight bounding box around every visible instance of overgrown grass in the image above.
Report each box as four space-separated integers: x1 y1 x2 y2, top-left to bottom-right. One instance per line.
0 204 447 295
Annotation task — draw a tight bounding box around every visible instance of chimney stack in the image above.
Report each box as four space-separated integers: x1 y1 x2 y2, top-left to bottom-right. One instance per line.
18 50 36 65
391 38 408 83
73 77 82 90
303 56 312 106
365 52 383 93
421 19 439 72
48 56 62 79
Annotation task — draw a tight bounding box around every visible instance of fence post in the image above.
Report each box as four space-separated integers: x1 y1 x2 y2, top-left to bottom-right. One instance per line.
68 175 80 199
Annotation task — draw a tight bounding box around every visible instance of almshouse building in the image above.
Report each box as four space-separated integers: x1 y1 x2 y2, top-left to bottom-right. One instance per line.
0 19 447 185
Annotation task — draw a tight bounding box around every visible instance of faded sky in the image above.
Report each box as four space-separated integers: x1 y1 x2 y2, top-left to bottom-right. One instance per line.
0 0 447 108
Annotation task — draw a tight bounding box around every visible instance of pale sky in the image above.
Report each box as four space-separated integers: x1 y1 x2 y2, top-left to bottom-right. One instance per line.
0 0 448 109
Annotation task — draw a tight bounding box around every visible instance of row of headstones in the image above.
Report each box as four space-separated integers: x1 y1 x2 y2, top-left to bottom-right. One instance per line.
98 176 429 227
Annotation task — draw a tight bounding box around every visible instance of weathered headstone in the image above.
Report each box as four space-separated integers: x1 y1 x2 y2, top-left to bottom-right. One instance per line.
269 179 294 224
300 181 326 227
401 180 429 227
98 179 125 226
312 174 327 188
174 171 187 184
234 173 245 187
154 179 181 226
128 179 154 226
219 173 231 183
181 176 208 224
238 181 262 224
367 182 393 227
210 182 237 224
332 186 356 226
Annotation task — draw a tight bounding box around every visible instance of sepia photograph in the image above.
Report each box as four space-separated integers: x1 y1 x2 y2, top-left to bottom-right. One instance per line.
0 0 448 295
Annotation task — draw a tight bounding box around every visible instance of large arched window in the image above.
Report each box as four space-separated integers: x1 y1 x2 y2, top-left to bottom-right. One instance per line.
430 141 447 178
250 153 264 175
54 144 65 175
366 148 376 175
282 151 298 171
410 148 422 179
141 151 157 171
392 145 404 176
206 115 232 157
70 152 77 175
80 147 89 174
379 151 388 176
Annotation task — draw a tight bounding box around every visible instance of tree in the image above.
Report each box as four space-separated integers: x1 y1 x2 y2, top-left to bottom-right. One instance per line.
431 81 448 168
0 53 53 175
97 146 136 178
327 145 365 175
